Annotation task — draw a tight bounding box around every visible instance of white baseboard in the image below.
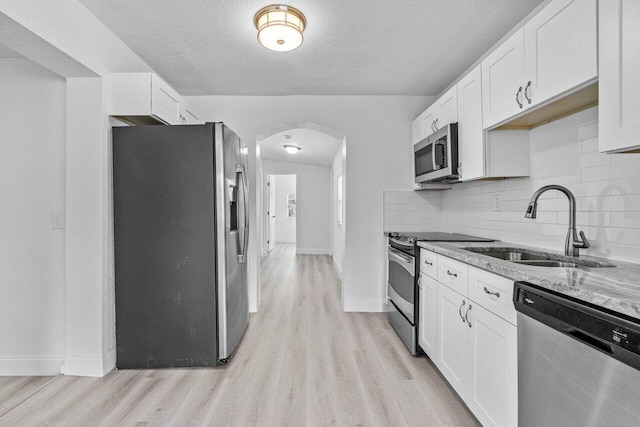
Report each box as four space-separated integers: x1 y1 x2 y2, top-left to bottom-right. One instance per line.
342 298 387 312
63 349 116 377
0 355 63 376
296 248 331 255
332 258 342 279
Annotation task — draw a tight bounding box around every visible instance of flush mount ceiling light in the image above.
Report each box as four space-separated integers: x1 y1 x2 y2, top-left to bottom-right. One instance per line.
283 144 301 154
254 4 306 52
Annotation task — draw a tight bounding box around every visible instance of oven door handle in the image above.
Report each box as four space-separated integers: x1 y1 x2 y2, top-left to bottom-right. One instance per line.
388 248 415 275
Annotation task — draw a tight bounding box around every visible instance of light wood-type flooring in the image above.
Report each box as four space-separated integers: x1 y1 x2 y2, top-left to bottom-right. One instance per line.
0 243 479 426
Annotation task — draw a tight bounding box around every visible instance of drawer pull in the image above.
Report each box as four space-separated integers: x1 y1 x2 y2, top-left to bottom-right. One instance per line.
424 260 433 266
446 270 458 278
483 286 501 298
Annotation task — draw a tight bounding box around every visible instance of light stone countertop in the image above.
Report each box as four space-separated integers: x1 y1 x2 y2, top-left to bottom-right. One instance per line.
417 240 640 320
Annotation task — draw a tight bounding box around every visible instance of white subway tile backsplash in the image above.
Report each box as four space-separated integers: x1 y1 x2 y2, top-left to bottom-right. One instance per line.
578 122 598 140
438 107 640 264
385 107 640 263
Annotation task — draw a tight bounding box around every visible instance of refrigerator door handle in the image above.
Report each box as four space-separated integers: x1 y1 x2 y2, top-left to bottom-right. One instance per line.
236 163 249 264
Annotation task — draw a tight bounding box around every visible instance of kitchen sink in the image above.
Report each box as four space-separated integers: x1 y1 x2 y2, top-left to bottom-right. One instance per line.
463 247 615 268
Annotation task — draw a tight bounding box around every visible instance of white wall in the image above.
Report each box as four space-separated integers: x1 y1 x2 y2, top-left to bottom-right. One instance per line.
263 160 330 253
273 174 296 242
0 58 66 375
331 142 346 277
188 95 434 312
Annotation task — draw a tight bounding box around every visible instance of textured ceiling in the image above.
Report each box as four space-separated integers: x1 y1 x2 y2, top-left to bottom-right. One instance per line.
261 128 341 167
78 0 544 96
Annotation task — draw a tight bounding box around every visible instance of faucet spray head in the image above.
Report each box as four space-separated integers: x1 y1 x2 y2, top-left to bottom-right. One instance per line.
525 201 537 219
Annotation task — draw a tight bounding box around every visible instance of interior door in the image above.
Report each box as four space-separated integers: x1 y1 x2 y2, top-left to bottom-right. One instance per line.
267 174 276 252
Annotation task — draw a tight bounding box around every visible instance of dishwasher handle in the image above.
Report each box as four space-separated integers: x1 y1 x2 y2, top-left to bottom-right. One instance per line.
567 329 614 355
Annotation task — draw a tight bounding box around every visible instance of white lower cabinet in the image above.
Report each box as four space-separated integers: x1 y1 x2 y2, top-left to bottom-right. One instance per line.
436 283 470 397
421 248 517 427
466 302 518 427
418 273 438 360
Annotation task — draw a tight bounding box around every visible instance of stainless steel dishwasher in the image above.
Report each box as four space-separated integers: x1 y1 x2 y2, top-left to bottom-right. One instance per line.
513 282 640 426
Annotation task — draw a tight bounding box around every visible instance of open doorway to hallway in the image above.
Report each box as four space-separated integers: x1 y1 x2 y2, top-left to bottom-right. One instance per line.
265 174 297 253
255 122 346 312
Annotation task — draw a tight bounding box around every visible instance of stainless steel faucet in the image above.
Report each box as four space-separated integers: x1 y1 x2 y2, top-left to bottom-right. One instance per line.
524 185 590 257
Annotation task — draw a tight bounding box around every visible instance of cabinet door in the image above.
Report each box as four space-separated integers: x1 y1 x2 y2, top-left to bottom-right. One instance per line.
482 28 526 129
418 274 438 359
417 106 438 142
435 86 458 130
151 74 181 125
524 0 597 109
466 303 517 427
436 283 469 398
457 65 485 181
599 0 640 153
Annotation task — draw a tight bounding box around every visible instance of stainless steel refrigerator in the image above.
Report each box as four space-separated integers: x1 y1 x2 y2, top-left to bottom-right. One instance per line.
112 123 249 368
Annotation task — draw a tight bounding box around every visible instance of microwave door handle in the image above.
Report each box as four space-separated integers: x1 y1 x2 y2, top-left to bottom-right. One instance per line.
432 141 437 171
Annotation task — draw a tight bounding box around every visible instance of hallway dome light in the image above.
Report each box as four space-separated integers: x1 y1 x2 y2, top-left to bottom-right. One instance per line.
283 144 301 154
254 5 306 52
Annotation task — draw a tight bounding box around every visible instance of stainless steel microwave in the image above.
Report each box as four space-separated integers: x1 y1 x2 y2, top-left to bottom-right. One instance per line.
414 123 459 183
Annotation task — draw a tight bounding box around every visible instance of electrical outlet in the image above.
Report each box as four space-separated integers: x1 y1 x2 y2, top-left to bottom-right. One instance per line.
52 210 65 229
493 194 501 211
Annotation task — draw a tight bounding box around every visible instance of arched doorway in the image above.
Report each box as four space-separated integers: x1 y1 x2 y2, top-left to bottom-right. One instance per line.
254 122 347 310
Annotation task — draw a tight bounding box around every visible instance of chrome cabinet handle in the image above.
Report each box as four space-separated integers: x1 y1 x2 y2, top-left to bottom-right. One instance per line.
465 305 473 328
447 270 458 278
458 300 466 323
424 259 433 266
431 120 436 133
516 86 523 108
434 118 439 131
524 81 532 104
483 286 501 298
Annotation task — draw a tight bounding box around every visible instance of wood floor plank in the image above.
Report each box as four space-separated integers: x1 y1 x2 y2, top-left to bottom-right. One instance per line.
0 243 479 426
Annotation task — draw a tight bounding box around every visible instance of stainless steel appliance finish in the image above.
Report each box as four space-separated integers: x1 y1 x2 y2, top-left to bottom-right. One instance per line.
387 232 495 355
113 123 249 368
524 185 590 257
414 123 459 184
514 282 640 426
387 244 417 354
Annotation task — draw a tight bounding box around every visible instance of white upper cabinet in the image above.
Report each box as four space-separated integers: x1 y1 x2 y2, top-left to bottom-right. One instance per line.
458 65 530 182
599 0 640 153
179 100 201 125
412 107 437 144
481 28 526 129
434 86 458 130
457 65 485 181
107 73 201 126
482 0 597 129
524 0 597 109
412 86 458 144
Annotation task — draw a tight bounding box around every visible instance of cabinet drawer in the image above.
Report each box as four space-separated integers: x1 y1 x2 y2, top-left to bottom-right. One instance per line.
438 255 469 296
468 267 516 325
419 249 438 279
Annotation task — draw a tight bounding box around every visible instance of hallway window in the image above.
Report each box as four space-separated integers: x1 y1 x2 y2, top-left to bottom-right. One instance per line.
287 193 296 218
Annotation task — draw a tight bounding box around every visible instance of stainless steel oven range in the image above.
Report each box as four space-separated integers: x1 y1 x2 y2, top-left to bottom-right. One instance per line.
387 232 495 355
